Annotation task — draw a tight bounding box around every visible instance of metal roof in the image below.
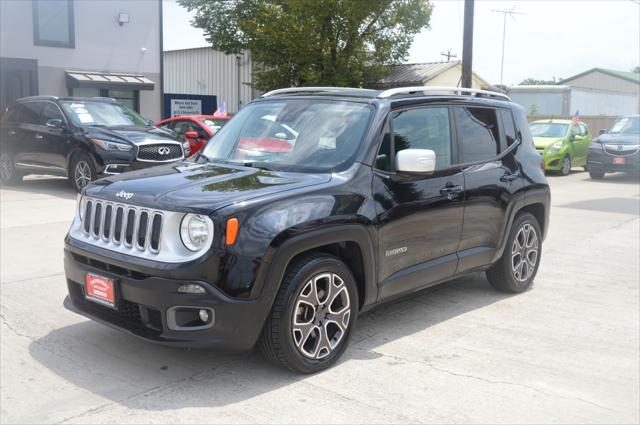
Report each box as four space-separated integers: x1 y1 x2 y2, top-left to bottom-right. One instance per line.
66 70 155 91
561 68 640 85
377 61 460 86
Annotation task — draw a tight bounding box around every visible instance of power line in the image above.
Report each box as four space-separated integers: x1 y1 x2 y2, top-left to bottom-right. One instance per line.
492 6 526 86
440 49 458 62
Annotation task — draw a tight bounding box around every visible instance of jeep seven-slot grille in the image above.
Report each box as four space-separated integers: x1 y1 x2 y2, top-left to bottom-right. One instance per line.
82 199 163 253
137 143 182 161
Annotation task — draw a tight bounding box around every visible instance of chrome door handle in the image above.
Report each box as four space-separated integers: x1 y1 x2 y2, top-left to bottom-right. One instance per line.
8 130 16 136
500 171 521 182
34 134 44 141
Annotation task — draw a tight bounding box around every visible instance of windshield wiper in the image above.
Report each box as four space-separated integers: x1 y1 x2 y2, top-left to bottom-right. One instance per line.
236 161 276 171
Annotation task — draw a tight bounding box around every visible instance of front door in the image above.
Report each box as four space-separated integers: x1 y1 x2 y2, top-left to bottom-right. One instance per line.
373 106 465 301
572 122 591 165
37 102 71 171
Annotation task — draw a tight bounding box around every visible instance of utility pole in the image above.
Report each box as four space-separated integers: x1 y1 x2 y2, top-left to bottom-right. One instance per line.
440 49 457 62
492 6 526 86
461 0 474 88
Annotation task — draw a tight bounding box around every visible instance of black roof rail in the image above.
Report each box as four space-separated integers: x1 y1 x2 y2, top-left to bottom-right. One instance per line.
261 87 380 98
16 95 60 102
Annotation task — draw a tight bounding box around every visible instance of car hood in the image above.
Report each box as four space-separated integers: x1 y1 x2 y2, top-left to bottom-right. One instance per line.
84 161 332 213
84 125 179 145
595 133 640 145
533 137 564 149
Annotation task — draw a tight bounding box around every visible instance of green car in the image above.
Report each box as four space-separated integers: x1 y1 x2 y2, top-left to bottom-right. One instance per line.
529 119 592 175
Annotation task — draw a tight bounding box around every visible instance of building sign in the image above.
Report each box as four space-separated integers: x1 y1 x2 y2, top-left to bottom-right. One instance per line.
170 99 202 116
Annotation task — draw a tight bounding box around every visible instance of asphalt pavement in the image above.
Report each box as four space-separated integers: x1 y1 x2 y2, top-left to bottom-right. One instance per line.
1 171 638 424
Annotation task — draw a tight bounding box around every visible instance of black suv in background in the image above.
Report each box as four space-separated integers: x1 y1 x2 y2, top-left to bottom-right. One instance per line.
0 96 187 192
63 87 550 373
587 115 640 179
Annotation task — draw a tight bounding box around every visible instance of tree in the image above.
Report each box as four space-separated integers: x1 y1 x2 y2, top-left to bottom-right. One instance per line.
519 77 561 85
178 0 433 91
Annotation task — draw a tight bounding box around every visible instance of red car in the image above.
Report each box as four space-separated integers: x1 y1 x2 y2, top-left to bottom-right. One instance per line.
156 115 229 156
156 114 296 159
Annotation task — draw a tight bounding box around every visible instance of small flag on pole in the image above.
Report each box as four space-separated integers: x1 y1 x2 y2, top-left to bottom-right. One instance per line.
572 110 580 125
213 101 228 118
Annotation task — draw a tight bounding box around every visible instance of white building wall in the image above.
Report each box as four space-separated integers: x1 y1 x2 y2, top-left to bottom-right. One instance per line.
570 88 639 115
163 48 255 113
509 88 569 116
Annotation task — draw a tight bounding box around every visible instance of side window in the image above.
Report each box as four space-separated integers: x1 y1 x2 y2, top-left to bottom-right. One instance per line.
390 107 452 169
455 107 500 163
499 109 518 146
571 124 581 136
18 102 44 125
580 123 589 135
41 103 64 125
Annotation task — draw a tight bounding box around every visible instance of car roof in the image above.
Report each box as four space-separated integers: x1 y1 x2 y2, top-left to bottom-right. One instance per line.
530 119 576 124
16 96 118 104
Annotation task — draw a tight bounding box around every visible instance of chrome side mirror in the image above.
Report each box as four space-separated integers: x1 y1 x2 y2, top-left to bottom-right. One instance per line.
396 149 436 174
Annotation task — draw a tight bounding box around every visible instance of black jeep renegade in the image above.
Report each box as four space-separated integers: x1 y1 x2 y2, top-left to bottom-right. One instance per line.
63 87 550 373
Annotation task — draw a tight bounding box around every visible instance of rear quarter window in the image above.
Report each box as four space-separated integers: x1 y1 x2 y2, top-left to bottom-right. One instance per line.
454 107 500 163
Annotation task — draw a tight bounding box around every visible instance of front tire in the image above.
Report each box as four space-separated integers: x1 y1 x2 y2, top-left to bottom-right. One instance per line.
560 155 571 176
259 253 358 373
0 152 23 186
486 212 542 293
589 168 605 179
69 152 96 192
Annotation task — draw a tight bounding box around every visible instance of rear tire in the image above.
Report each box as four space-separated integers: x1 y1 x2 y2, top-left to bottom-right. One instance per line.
0 152 23 186
589 168 605 179
258 253 358 373
486 212 542 293
69 152 96 192
560 155 571 176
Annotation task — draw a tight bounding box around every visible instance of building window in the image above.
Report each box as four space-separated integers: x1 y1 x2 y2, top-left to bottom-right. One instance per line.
33 0 75 48
70 88 140 112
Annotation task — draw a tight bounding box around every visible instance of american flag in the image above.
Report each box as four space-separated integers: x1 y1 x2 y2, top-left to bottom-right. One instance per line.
572 110 580 125
213 102 228 118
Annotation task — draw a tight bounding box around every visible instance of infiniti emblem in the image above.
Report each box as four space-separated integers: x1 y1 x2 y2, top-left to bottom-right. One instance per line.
158 146 171 155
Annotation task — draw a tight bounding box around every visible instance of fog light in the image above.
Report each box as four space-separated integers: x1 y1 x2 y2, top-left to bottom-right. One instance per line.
199 309 209 322
177 284 206 294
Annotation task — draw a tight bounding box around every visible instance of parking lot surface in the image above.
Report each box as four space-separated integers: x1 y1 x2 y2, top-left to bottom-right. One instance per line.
1 171 639 424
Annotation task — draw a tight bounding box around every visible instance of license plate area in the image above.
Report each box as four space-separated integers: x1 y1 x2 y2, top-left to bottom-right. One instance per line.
612 156 625 165
85 273 116 309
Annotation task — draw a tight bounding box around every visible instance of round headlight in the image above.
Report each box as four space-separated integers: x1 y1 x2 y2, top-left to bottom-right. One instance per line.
548 140 563 153
180 213 211 251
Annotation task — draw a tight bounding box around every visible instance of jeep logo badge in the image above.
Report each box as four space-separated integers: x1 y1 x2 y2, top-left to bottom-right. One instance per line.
158 146 171 155
115 190 134 200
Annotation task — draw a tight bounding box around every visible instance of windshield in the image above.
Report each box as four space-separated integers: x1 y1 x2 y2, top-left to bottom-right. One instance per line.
529 123 569 138
199 99 373 172
200 118 229 133
61 101 149 127
607 116 640 135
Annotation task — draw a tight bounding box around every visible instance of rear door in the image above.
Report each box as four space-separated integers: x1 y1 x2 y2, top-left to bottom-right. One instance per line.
373 105 465 300
455 106 524 273
13 101 44 167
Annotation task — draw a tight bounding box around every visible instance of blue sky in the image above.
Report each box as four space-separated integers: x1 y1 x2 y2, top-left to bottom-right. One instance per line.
163 0 640 86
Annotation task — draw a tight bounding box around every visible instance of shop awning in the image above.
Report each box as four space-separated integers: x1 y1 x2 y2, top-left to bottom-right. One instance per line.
66 71 155 91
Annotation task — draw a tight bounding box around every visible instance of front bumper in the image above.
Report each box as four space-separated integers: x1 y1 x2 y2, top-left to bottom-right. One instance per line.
536 149 565 171
63 246 273 351
587 149 640 173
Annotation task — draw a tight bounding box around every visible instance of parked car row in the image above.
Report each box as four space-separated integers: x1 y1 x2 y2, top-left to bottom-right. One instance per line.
530 115 639 178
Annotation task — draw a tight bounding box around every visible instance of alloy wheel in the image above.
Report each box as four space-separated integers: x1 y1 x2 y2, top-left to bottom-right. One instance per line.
0 153 13 181
291 272 351 359
74 161 92 189
562 157 571 175
511 223 539 282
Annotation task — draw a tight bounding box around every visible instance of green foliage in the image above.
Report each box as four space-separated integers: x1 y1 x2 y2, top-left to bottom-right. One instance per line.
529 104 538 116
519 77 562 85
178 0 433 91
632 66 640 73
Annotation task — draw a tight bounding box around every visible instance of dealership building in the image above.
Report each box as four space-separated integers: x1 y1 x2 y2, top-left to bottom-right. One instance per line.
0 0 163 120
